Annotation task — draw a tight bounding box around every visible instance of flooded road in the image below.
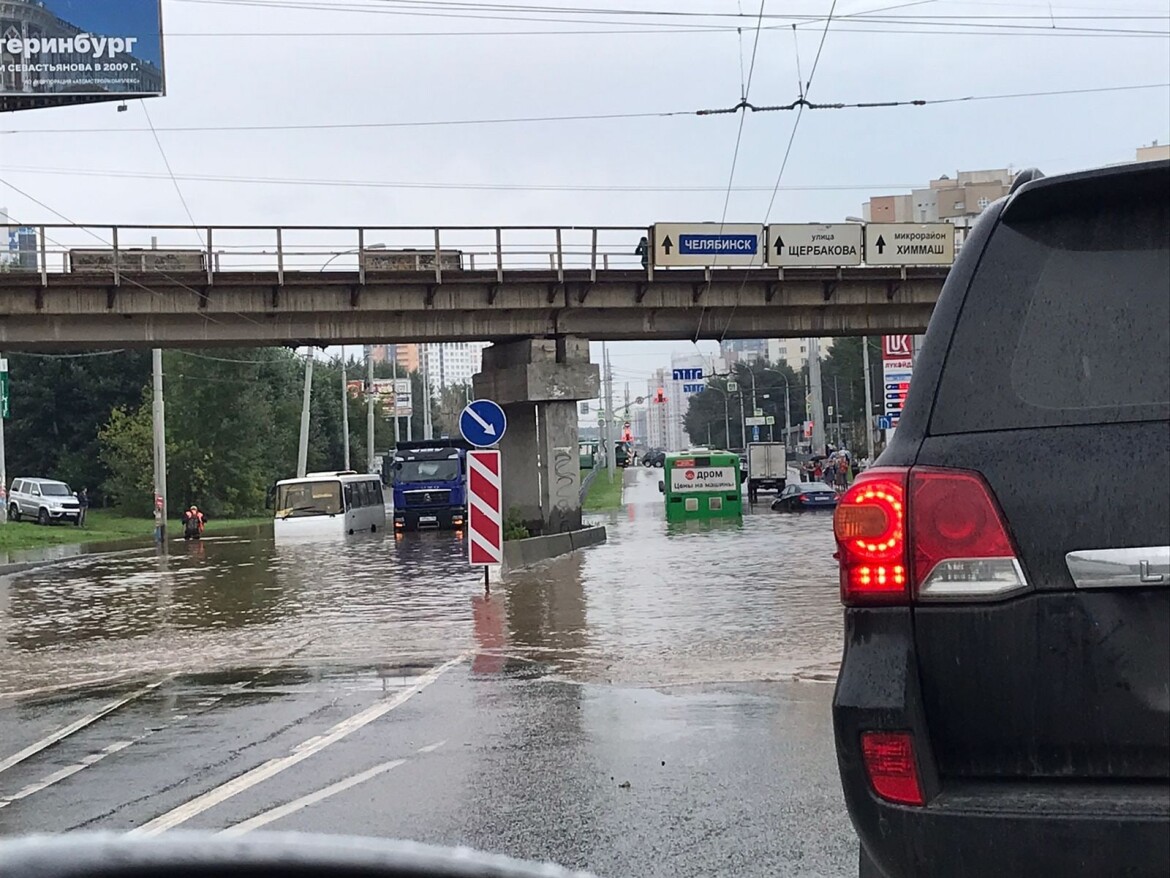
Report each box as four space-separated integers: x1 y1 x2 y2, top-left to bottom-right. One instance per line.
0 467 854 877
0 467 841 696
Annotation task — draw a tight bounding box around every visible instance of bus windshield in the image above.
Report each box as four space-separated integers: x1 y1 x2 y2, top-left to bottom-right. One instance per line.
396 460 461 483
275 480 342 517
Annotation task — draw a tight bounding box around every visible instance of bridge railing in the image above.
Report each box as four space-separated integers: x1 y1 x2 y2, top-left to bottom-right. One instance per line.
6 225 656 284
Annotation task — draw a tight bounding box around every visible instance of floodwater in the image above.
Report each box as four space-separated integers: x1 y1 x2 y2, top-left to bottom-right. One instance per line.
0 468 842 697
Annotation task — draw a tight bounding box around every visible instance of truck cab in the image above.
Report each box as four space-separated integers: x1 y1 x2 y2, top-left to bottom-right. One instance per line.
386 440 471 531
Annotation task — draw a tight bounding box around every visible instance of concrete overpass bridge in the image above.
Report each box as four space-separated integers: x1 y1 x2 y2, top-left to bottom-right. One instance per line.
0 223 949 537
0 224 945 350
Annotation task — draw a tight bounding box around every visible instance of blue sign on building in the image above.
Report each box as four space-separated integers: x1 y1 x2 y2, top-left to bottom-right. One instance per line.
460 399 508 448
682 383 704 394
672 368 703 381
678 234 758 256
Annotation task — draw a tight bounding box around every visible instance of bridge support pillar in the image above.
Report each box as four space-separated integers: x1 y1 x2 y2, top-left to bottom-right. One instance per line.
472 337 600 536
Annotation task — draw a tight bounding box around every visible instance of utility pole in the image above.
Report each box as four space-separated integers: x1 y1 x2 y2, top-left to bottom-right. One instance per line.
783 381 792 452
391 348 401 446
340 346 351 471
862 336 876 462
834 376 842 448
366 345 375 473
603 343 615 481
422 344 433 440
808 337 827 455
739 389 747 451
296 350 314 478
152 348 168 540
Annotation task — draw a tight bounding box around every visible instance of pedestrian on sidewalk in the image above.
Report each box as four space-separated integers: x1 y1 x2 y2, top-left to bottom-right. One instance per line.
78 487 89 526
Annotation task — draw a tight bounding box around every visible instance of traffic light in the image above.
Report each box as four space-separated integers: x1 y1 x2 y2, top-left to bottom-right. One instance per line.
653 388 667 404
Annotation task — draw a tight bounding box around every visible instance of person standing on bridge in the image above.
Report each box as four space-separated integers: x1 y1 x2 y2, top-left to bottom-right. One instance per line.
635 236 649 270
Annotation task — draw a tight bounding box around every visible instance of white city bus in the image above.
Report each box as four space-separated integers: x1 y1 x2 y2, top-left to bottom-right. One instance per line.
273 471 386 538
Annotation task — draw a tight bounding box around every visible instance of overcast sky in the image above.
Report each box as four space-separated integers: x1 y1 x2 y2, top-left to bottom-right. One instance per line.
1 0 1167 383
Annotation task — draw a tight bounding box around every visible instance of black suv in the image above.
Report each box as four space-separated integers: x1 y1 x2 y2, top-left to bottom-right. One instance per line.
832 160 1169 877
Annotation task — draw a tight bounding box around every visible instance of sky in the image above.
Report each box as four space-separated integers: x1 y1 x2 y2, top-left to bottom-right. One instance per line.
1 0 1167 386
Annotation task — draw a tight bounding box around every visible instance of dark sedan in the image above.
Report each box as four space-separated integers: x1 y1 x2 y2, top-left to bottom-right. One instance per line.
771 482 838 512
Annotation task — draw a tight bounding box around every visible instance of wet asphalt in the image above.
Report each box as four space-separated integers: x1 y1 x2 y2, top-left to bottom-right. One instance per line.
0 467 854 877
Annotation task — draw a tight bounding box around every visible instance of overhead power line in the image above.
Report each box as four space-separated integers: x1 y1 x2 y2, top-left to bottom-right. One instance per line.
4 83 1159 138
156 25 1169 39
695 82 1170 116
169 0 1169 26
0 166 935 192
0 178 264 330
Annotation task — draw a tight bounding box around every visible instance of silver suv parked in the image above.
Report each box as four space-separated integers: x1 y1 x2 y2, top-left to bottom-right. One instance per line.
9 478 82 526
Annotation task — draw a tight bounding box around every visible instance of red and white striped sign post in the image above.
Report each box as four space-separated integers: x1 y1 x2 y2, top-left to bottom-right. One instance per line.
467 450 504 582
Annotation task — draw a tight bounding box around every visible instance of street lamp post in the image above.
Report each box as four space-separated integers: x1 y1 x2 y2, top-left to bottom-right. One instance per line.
750 366 794 451
319 242 385 272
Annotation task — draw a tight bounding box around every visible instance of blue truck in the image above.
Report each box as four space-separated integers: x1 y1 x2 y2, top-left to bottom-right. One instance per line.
384 439 471 531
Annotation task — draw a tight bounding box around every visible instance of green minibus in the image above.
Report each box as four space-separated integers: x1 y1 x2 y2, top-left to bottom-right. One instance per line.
659 449 743 521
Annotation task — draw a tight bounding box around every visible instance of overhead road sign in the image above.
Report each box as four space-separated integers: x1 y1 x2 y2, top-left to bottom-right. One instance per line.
745 416 775 427
460 399 507 448
652 224 765 268
864 223 956 266
767 224 863 267
467 450 504 566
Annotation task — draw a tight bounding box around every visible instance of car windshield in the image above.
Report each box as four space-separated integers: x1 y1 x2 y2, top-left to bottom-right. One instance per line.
396 460 460 483
1 11 1164 878
274 481 342 516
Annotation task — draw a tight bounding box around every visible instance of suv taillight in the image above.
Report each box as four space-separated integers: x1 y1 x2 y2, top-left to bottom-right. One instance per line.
834 467 1027 606
833 469 909 605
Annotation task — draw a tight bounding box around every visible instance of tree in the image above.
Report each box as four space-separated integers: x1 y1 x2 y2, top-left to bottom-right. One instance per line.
97 392 155 513
818 337 882 449
433 383 471 438
684 359 803 449
7 350 151 503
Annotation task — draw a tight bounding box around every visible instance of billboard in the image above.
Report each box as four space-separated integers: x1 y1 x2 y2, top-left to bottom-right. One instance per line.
1 1 164 112
355 378 413 418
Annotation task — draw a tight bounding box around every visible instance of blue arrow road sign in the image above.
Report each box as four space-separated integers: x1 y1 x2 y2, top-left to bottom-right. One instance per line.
678 234 758 256
877 415 894 430
460 399 507 448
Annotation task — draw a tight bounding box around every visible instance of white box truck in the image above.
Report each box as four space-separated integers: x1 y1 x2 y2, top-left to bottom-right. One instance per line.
746 442 787 502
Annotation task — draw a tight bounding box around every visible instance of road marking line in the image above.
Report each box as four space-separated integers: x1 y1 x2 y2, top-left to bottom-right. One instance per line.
0 739 139 809
219 758 407 836
130 652 468 836
0 681 162 776
417 740 446 754
0 671 145 705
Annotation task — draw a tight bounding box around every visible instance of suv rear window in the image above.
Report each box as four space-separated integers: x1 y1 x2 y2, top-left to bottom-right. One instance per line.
932 191 1169 433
